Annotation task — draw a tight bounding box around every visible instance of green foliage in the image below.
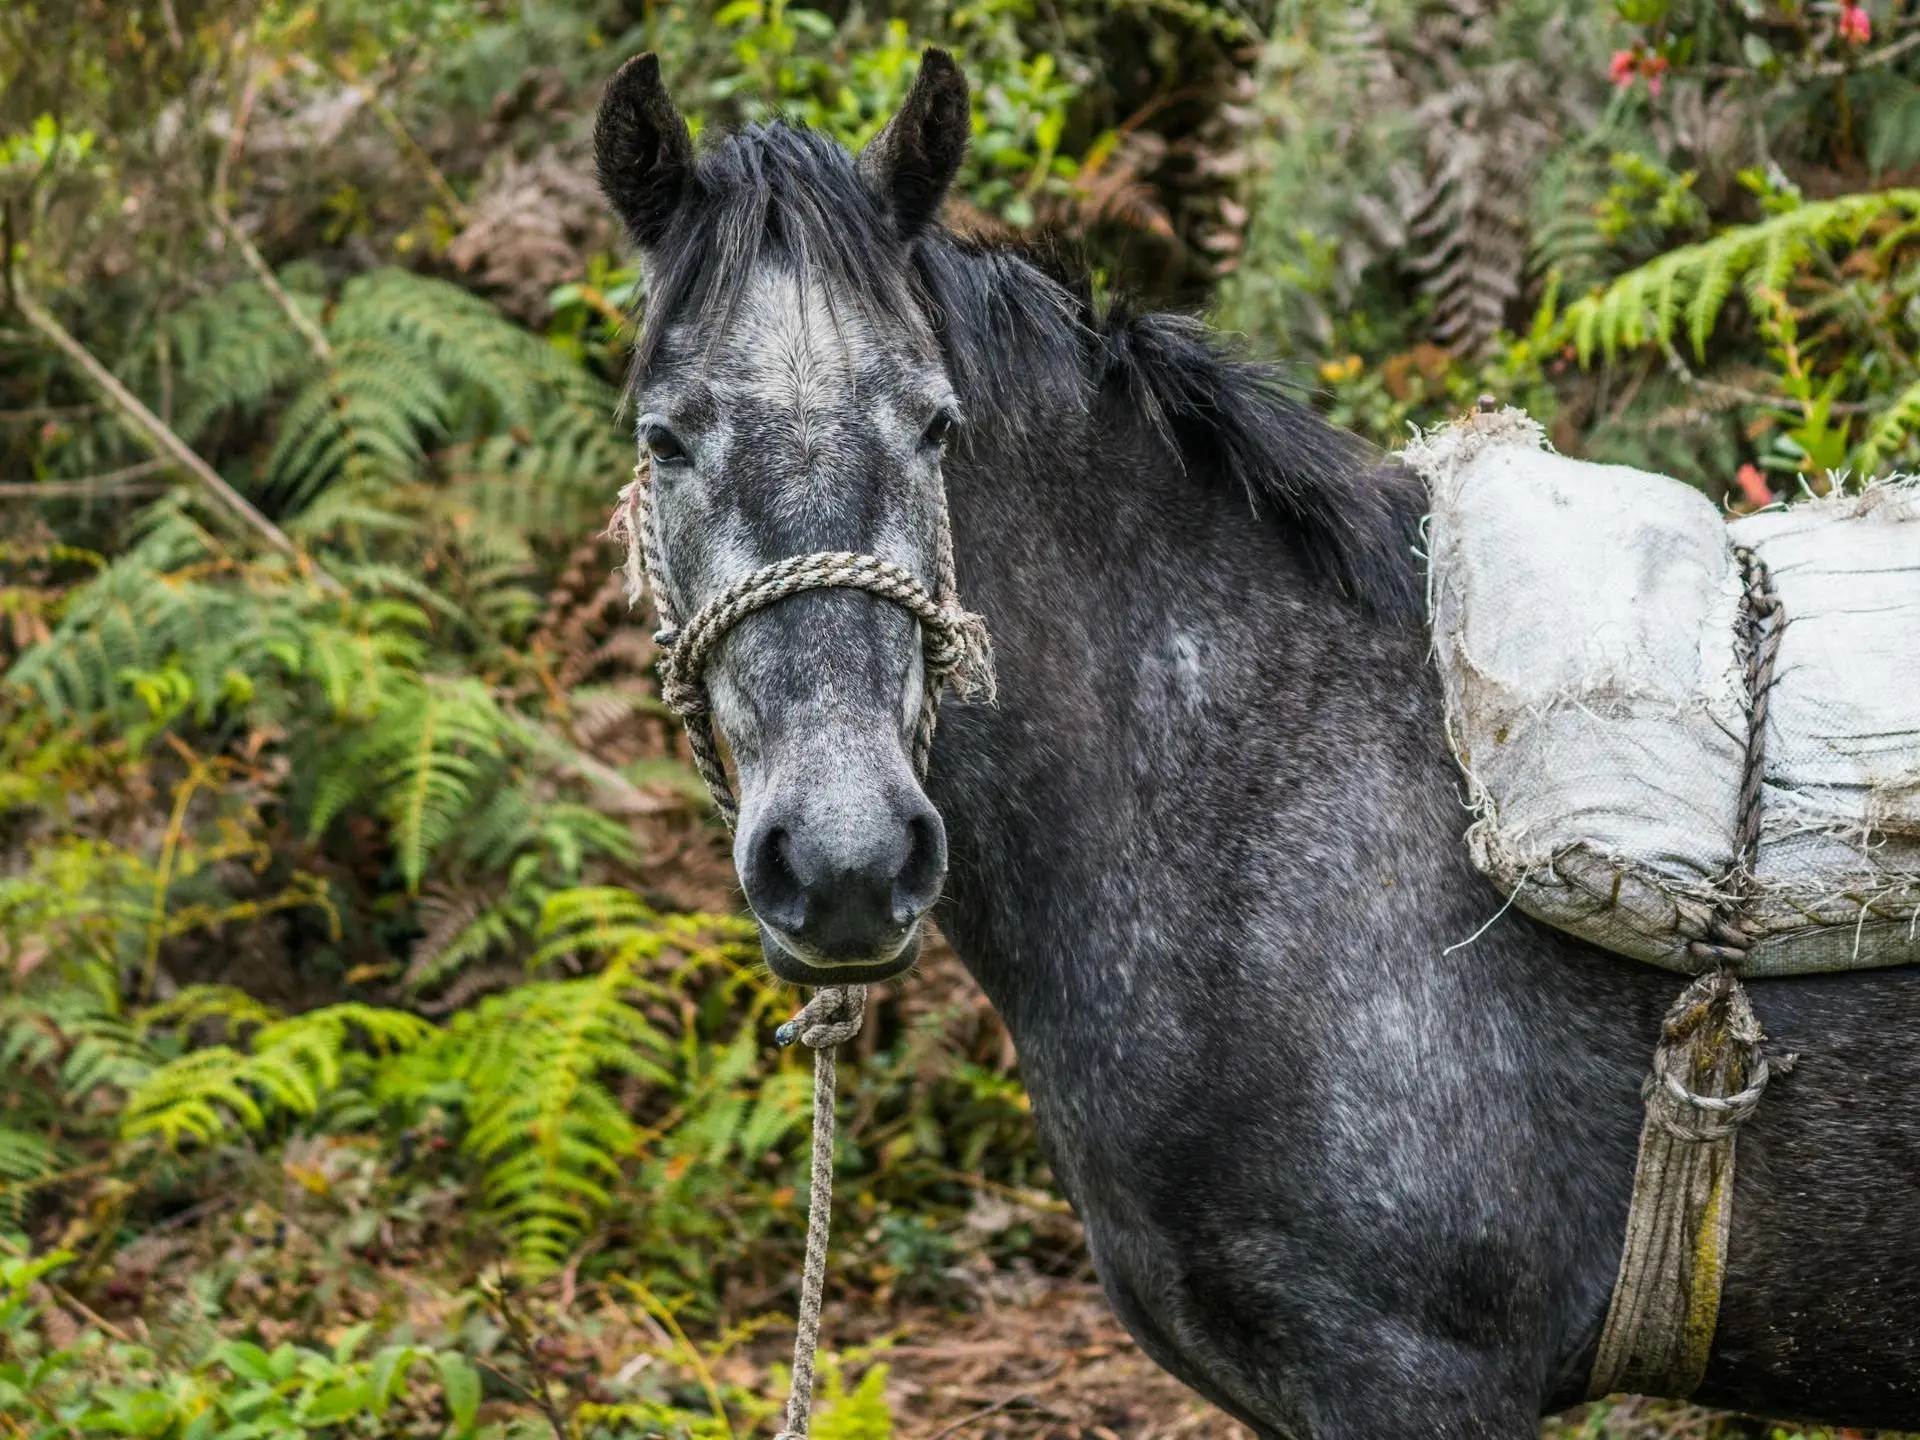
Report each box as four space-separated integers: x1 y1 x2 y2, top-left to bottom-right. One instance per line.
268 270 615 514
810 1360 895 1440
124 993 435 1148
1562 189 1920 362
0 1248 491 1439
13 2 1920 1437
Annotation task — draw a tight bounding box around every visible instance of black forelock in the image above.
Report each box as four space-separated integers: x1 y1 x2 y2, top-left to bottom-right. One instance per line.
633 120 1423 620
630 121 925 380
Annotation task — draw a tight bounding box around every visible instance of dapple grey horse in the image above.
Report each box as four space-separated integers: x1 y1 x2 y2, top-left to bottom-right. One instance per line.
594 48 1920 1438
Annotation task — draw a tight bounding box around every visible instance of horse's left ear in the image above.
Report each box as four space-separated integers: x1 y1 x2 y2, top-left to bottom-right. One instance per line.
595 53 695 250
858 49 970 239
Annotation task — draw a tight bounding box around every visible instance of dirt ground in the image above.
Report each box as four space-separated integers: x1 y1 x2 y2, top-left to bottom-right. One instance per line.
810 1279 1784 1440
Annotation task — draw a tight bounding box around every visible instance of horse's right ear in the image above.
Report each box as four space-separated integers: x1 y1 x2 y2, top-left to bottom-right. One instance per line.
595 54 695 250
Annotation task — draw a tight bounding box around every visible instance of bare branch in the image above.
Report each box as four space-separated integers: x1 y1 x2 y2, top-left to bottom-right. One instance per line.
12 289 343 593
212 56 332 363
0 458 171 496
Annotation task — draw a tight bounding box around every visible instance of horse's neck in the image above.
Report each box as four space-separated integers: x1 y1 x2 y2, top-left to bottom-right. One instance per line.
927 430 1444 1054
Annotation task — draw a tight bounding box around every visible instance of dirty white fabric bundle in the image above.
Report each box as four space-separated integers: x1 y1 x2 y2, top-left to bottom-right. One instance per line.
1407 407 1920 976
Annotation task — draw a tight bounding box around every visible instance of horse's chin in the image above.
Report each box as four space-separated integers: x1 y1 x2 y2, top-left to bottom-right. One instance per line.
758 922 922 987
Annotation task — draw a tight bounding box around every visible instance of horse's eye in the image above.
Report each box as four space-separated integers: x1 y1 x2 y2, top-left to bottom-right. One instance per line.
922 411 955 452
644 425 687 465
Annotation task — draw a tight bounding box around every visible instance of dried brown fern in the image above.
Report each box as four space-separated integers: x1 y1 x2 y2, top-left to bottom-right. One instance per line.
447 148 613 323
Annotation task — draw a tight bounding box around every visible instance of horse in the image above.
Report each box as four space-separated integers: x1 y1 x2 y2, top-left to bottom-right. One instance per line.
591 49 1920 1438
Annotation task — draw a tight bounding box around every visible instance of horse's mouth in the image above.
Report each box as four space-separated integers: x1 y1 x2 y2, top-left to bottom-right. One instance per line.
757 920 923 987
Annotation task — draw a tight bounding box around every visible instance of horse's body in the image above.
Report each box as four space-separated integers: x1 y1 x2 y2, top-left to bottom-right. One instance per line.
594 52 1920 1436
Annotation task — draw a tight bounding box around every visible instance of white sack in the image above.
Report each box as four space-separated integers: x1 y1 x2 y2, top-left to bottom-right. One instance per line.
1408 407 1920 975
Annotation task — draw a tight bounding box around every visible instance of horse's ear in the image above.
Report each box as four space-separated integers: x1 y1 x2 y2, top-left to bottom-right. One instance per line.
858 49 970 239
595 53 695 250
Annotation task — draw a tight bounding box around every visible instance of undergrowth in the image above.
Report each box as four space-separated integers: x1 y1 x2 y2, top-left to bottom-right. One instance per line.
3 2 1918 1438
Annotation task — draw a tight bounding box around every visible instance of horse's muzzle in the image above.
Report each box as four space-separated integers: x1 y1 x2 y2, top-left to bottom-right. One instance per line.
739 797 946 985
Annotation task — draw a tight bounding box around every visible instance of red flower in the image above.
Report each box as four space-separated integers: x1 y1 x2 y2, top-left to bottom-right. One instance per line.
1642 53 1669 98
1734 464 1772 508
1609 49 1638 87
1839 3 1871 44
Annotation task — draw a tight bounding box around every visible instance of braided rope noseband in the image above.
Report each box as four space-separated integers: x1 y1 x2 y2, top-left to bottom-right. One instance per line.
609 455 994 827
607 453 991 1440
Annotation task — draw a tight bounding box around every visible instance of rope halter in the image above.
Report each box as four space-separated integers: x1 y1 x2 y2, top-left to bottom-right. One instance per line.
608 455 995 826
607 453 992 1440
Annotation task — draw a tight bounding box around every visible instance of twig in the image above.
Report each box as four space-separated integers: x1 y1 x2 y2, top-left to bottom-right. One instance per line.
928 1166 1076 1215
330 59 468 223
482 1270 571 1440
143 1192 236 1235
0 404 98 422
0 1230 135 1345
2 198 15 314
0 459 172 497
919 1393 1037 1440
211 55 332 364
10 288 343 593
1807 26 1920 77
208 210 330 361
615 1276 735 1440
1657 334 1871 415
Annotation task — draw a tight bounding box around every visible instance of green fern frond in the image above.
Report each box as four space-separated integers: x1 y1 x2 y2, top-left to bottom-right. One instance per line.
1851 375 1920 476
5 516 278 727
266 598 429 722
138 984 282 1036
0 1126 58 1225
134 282 322 446
310 675 513 890
533 887 757 976
1563 189 1920 362
265 337 450 510
123 1001 433 1148
258 269 588 513
403 887 523 995
331 270 551 430
382 956 673 1271
374 893 754 1270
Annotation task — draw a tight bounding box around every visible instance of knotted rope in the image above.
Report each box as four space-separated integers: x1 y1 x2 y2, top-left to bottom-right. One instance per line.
609 456 994 826
770 985 866 1440
1589 545 1790 1400
608 454 992 1438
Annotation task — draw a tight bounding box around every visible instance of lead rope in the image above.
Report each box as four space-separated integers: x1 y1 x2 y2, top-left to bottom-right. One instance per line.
608 456 992 1438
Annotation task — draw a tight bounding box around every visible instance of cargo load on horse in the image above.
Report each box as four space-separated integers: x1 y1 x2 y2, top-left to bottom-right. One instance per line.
1413 406 1920 978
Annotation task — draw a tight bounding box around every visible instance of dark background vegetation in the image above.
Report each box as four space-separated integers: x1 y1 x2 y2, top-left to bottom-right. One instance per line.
4 1 1920 1436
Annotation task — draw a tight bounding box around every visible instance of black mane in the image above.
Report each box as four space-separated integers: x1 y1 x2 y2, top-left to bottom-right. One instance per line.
636 120 1425 620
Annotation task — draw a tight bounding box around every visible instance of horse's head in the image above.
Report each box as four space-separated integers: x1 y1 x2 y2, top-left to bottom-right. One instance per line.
595 51 975 986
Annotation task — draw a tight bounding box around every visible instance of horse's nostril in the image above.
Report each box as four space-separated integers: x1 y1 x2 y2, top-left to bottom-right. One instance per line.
742 799 945 969
745 824 807 934
892 811 947 925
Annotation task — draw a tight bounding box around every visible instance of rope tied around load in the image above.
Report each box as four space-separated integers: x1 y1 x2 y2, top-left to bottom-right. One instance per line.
608 454 991 1438
1590 545 1794 1401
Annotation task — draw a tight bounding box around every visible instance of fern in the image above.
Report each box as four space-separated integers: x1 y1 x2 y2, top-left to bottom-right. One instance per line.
811 1361 895 1440
309 675 513 891
373 891 757 1271
123 993 433 1148
0 1126 57 1225
1563 189 1920 361
382 958 669 1271
262 270 593 514
1851 376 1920 477
400 797 637 996
130 282 322 448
